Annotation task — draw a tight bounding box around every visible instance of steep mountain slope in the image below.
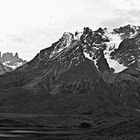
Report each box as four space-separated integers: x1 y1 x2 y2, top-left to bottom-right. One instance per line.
0 62 12 75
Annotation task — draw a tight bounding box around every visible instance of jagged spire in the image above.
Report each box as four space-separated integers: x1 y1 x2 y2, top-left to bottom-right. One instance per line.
14 52 19 58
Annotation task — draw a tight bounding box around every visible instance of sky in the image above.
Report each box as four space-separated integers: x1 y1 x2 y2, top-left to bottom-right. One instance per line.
0 0 140 61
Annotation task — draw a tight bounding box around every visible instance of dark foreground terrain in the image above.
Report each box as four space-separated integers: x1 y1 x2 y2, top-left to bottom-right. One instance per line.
0 112 139 139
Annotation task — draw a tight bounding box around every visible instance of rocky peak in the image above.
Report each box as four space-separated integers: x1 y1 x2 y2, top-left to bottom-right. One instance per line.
14 52 19 59
1 52 13 62
113 24 140 39
0 52 27 72
41 27 110 72
50 32 74 58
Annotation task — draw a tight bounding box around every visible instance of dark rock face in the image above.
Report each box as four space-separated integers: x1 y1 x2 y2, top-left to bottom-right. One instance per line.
113 68 140 109
96 49 110 74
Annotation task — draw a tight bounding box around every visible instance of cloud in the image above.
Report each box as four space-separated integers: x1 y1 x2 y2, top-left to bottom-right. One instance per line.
100 9 140 29
0 27 67 61
6 35 24 42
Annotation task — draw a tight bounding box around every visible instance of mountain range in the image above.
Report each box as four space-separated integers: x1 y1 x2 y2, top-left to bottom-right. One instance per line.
0 24 140 138
0 52 27 74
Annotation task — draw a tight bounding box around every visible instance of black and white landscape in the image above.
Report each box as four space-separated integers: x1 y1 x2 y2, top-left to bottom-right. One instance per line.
0 0 140 139
0 24 139 139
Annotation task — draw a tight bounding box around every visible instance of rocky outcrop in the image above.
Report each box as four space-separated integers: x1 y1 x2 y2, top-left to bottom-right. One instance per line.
113 24 140 39
0 52 27 70
110 33 140 70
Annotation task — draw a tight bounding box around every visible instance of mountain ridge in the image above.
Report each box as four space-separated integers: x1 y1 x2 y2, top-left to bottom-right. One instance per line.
0 24 139 116
0 25 139 139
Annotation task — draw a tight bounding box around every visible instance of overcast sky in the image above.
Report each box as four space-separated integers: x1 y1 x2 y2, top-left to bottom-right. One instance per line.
0 0 140 60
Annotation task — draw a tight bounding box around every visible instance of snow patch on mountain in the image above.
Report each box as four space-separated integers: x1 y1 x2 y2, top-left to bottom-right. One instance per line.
50 32 74 58
83 51 93 61
82 28 128 73
3 61 23 69
105 31 123 50
105 54 127 73
83 51 99 71
102 31 128 73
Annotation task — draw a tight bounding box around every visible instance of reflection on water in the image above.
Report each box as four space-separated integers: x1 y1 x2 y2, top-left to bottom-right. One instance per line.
0 133 21 137
0 128 91 139
10 130 41 133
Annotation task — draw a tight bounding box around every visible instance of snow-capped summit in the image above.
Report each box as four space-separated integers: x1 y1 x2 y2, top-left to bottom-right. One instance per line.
50 32 74 58
113 24 140 39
